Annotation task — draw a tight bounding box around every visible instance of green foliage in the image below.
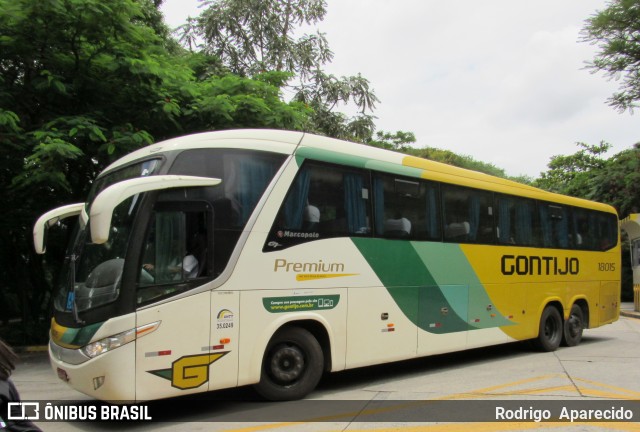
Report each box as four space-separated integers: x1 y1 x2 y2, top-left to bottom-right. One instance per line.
0 0 311 342
364 131 532 183
364 131 533 183
414 147 532 183
534 142 611 196
195 0 331 76
535 141 640 216
422 148 488 172
0 109 21 133
188 72 311 131
590 143 640 217
366 130 417 152
180 0 380 143
535 141 640 301
583 0 640 112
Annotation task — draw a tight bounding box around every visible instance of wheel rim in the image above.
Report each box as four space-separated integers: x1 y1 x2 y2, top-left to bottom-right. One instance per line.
567 313 582 338
268 343 305 385
544 315 560 340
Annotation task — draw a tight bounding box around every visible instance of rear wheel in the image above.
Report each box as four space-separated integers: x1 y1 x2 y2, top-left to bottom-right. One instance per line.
254 327 324 401
532 306 563 352
562 304 585 347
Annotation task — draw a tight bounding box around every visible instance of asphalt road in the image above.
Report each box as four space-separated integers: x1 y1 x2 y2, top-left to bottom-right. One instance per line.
9 311 640 432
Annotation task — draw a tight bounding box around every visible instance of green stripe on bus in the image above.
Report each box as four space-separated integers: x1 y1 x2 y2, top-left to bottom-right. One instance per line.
411 242 514 329
351 238 469 334
295 147 423 178
296 147 369 168
58 322 104 347
351 238 513 333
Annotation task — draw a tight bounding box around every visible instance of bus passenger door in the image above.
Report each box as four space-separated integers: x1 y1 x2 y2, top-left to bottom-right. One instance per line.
208 290 240 391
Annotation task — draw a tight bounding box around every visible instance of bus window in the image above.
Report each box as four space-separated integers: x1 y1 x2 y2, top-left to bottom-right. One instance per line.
538 203 570 249
372 173 440 241
170 149 286 228
571 207 596 250
267 162 371 249
137 203 211 305
596 212 619 251
170 148 286 272
442 185 494 244
496 194 537 246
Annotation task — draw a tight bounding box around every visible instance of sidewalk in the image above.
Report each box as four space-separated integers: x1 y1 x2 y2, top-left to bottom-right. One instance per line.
621 301 640 319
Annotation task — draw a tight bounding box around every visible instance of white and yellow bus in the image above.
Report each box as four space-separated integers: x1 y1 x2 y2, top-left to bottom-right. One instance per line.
34 129 620 402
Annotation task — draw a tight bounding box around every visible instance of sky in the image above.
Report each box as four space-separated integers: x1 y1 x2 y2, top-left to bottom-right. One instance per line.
160 0 640 178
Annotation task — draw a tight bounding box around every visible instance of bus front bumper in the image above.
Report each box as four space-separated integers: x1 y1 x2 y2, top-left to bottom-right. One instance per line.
49 339 136 401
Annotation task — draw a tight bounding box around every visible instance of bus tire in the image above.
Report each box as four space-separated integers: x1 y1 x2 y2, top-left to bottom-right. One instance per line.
562 304 584 347
254 327 324 401
532 305 563 352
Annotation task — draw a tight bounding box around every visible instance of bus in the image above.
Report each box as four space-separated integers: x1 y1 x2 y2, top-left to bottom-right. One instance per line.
34 129 620 402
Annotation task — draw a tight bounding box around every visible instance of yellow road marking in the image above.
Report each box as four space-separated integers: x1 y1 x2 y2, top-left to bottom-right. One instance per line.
341 422 640 432
574 377 640 399
221 375 640 432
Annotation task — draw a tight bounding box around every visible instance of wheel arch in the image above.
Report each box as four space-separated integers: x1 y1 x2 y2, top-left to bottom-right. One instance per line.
247 314 334 384
570 298 590 329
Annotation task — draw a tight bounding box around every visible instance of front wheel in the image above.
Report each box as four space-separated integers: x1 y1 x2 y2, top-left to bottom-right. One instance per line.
562 304 585 347
254 327 324 401
532 306 563 352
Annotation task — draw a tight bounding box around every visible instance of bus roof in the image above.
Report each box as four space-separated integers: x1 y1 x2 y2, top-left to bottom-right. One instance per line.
102 129 617 215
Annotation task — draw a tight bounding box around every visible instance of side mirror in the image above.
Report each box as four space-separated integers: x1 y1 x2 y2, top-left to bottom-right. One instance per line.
90 175 221 244
33 203 85 254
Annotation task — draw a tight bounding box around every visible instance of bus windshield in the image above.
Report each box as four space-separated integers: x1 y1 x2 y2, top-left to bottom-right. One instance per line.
54 160 160 316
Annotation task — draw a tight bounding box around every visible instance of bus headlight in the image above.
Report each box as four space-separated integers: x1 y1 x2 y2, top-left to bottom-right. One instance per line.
83 329 136 358
81 321 161 359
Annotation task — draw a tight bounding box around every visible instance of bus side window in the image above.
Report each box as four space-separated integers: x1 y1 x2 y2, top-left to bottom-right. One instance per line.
597 212 619 251
496 194 536 247
442 185 493 244
266 162 371 250
137 205 211 305
571 208 593 250
538 203 570 249
372 174 440 241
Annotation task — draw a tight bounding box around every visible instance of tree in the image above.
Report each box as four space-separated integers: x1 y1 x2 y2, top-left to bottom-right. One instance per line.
178 0 380 142
583 0 640 112
196 0 331 77
534 141 640 216
534 142 611 197
0 0 310 344
590 143 640 217
366 130 417 152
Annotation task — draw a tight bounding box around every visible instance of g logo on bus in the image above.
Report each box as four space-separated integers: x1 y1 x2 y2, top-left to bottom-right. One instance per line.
149 352 229 390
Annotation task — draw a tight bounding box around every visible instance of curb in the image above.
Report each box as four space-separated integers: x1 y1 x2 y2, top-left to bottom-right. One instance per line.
14 345 48 354
620 310 640 320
